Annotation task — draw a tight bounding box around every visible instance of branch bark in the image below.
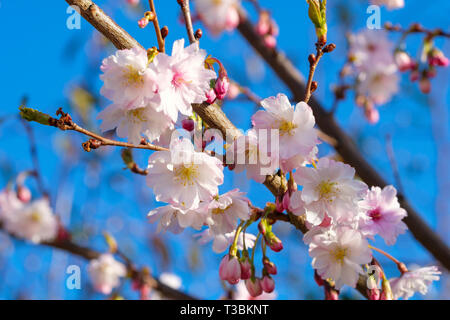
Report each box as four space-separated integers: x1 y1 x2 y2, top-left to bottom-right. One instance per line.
236 13 450 271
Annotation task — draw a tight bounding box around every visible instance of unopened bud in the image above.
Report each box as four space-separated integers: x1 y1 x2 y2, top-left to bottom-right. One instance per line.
161 26 169 39
323 43 336 53
195 29 203 40
311 81 318 93
181 119 195 132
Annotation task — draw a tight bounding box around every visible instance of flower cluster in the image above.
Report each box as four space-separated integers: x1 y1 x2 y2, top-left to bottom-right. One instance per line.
98 39 216 145
348 30 399 123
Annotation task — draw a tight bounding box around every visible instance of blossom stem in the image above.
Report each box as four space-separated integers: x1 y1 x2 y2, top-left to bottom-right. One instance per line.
304 43 325 103
369 245 407 273
230 220 245 256
148 0 165 52
251 232 261 266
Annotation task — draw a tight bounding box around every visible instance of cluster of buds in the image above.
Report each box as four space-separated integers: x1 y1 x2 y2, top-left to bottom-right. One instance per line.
255 10 279 49
138 11 155 29
205 57 230 103
258 217 283 252
402 44 449 94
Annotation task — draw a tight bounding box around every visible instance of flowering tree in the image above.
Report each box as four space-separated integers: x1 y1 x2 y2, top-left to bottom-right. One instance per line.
0 0 448 300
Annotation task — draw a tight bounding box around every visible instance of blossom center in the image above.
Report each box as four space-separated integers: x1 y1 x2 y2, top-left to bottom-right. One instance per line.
212 205 231 215
317 180 338 201
127 108 147 123
123 65 144 87
30 211 41 223
174 164 199 186
172 71 189 88
332 247 348 264
368 207 382 221
279 120 297 136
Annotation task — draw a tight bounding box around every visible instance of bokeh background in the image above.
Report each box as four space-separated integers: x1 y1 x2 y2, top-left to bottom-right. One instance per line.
0 0 448 299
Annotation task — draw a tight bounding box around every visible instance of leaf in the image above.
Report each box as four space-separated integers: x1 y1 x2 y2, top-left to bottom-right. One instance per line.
19 106 52 126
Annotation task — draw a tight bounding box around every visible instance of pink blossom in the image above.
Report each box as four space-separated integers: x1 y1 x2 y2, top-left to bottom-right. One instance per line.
390 265 441 300
394 51 416 72
214 76 230 100
195 0 240 35
245 278 263 297
261 275 275 293
219 255 241 285
240 258 252 280
358 185 407 245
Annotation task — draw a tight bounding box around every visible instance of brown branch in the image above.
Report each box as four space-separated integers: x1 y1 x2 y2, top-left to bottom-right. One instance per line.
384 22 450 39
304 45 324 103
177 0 197 44
236 13 450 271
148 0 165 52
0 222 196 300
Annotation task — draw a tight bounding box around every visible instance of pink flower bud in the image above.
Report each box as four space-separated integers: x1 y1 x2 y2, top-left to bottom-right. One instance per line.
219 255 241 285
367 288 381 300
226 82 240 99
395 51 415 72
263 258 277 275
263 35 277 49
419 78 431 94
261 275 275 293
428 49 449 67
245 278 263 297
256 19 270 36
225 7 240 31
325 286 339 300
410 70 420 82
364 106 379 124
56 224 71 242
138 17 149 28
275 196 284 212
282 192 290 211
17 186 31 203
240 258 252 280
205 88 216 104
214 77 230 100
181 119 195 132
267 235 283 252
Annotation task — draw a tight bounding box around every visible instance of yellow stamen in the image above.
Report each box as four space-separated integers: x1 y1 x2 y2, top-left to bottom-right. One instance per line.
279 120 298 136
332 247 348 264
174 164 199 186
317 180 338 201
30 211 41 223
123 65 144 87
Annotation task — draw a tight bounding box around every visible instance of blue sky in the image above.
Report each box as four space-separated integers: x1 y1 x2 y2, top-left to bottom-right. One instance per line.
0 0 448 299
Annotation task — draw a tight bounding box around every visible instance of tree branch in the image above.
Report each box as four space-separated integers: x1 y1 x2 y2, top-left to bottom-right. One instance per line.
236 12 450 270
0 222 196 300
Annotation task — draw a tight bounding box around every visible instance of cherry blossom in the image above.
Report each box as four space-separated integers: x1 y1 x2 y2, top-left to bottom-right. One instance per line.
358 185 408 245
356 63 399 105
151 39 217 122
226 129 278 183
349 30 395 70
293 158 368 225
146 138 224 211
309 226 372 289
97 103 174 145
100 47 159 110
194 0 240 35
390 265 441 300
252 93 319 162
219 254 241 284
204 189 251 235
88 253 127 295
233 281 277 300
2 198 58 244
148 203 208 233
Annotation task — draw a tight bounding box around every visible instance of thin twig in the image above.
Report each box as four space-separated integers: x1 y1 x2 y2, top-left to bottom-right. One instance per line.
50 108 168 152
149 0 165 52
304 44 325 103
177 0 197 44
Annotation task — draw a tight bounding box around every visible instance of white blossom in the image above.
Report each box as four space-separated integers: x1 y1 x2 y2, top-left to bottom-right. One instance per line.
390 265 441 300
146 138 224 211
88 253 127 295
